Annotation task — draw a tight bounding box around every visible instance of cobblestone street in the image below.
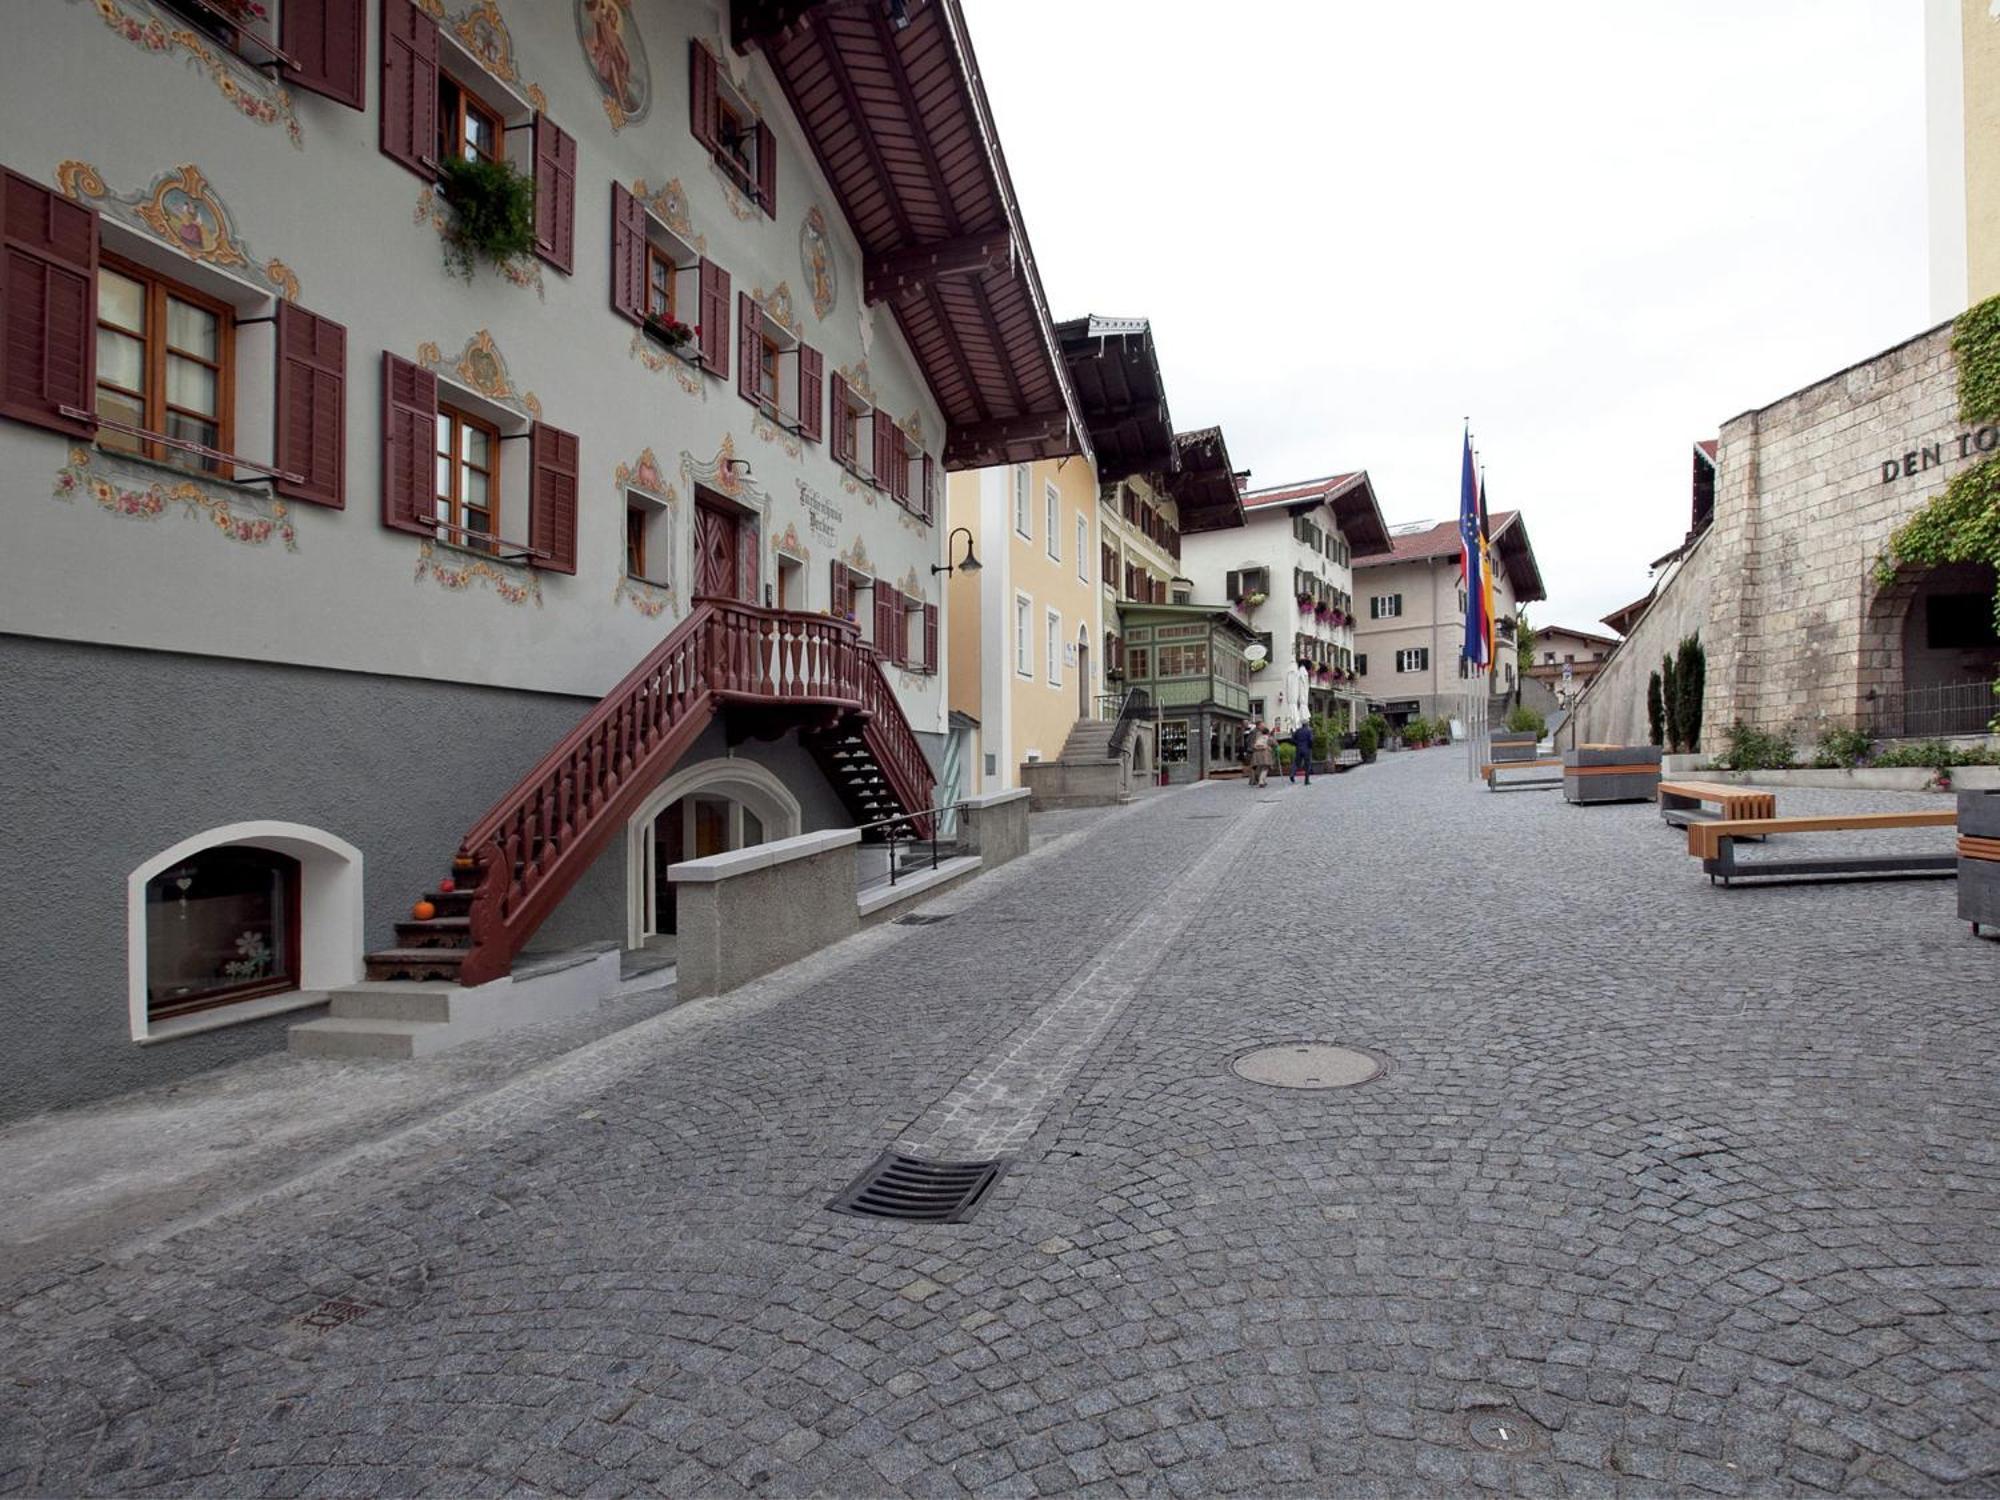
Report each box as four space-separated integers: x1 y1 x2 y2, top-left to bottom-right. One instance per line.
2 751 1995 1498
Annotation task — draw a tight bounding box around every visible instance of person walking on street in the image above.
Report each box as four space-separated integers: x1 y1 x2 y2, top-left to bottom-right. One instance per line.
1290 719 1315 785
1249 721 1273 788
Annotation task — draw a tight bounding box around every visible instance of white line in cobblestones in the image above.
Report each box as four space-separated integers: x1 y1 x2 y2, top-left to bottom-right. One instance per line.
898 795 1279 1160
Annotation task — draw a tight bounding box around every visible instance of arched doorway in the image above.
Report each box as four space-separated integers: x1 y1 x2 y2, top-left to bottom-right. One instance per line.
625 760 802 947
1863 561 1999 735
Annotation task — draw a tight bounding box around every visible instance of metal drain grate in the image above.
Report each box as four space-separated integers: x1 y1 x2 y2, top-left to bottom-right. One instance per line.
293 1297 372 1332
829 1151 1007 1223
894 913 953 926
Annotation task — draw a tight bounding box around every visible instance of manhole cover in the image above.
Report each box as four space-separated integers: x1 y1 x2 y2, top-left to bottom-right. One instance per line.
1465 1410 1544 1453
1231 1043 1385 1090
828 1151 1008 1223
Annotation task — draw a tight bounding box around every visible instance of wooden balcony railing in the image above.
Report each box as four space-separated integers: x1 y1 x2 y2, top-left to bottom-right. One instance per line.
454 596 931 984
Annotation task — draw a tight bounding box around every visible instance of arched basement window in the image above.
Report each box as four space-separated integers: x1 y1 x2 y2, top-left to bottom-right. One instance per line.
144 846 302 1021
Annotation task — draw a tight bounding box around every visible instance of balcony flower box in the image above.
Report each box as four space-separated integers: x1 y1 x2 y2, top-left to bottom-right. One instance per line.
643 313 696 352
1297 592 1314 612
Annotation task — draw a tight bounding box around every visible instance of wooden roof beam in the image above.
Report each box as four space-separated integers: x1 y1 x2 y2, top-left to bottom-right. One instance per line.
944 409 1073 469
864 230 1014 305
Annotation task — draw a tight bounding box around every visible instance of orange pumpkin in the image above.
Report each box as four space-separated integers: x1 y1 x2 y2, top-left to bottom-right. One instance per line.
412 899 437 921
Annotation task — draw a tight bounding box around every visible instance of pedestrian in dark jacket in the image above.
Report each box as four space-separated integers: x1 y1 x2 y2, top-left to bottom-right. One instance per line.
1290 719 1315 784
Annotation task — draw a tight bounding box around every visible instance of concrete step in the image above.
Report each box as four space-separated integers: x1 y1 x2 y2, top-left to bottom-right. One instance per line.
327 982 458 1023
363 947 467 982
287 1016 441 1060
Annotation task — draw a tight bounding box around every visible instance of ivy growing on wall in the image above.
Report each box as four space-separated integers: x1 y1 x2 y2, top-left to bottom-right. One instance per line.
1879 292 2000 727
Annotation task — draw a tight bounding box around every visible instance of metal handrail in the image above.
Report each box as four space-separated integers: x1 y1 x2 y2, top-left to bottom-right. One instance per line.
59 407 305 485
857 802 967 887
1107 686 1153 759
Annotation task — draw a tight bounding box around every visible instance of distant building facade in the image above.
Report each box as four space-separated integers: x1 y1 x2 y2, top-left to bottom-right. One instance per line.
1527 625 1620 707
1351 513 1547 726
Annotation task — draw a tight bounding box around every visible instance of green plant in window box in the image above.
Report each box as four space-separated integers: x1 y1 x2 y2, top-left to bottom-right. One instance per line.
436 155 538 281
643 312 695 350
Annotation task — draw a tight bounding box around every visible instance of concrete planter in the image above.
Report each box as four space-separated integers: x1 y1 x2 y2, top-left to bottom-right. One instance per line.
1961 791 2000 935
1490 731 1539 764
1689 766 2000 792
1661 752 1703 775
1562 744 1661 804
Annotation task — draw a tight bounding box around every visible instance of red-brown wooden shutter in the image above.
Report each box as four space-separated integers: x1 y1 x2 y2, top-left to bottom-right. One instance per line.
754 121 776 217
0 170 97 438
532 114 576 274
379 0 438 178
919 453 936 522
529 421 579 574
874 583 896 656
273 301 346 509
697 257 728 372
1225 570 1240 600
797 342 822 442
923 603 938 674
689 40 719 152
380 351 435 535
890 432 911 507
871 406 894 490
829 372 850 465
283 0 366 109
830 560 851 621
609 182 646 324
737 290 759 405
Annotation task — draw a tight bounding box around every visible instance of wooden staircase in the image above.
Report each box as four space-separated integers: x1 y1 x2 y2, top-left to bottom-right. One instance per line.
361 598 935 988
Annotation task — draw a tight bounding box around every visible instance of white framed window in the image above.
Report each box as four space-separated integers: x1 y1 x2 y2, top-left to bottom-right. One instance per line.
1075 514 1088 581
1013 466 1032 540
1396 647 1429 673
1371 594 1403 619
1046 607 1062 686
1045 482 1060 561
1015 592 1033 677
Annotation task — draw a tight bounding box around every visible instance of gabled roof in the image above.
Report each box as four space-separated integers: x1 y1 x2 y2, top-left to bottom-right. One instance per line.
1601 592 1652 637
738 1 1087 471
1170 428 1246 533
1055 315 1174 483
1240 471 1392 556
1353 511 1548 602
1534 625 1621 650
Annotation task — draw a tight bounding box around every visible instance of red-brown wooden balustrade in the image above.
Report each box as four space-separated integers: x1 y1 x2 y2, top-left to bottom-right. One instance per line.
453 597 934 985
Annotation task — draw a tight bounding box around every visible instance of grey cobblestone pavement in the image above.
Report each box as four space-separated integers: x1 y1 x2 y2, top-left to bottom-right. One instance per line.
2 752 1996 1497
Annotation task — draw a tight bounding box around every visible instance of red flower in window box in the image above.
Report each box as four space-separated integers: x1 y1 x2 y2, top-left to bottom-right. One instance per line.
643 313 695 350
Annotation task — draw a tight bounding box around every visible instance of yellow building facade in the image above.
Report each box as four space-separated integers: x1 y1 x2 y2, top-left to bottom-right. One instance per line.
1928 0 2000 317
947 457 1104 790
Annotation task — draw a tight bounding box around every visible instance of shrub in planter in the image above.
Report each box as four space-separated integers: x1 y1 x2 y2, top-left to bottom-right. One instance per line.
1276 741 1296 770
1811 728 1872 769
437 155 537 280
1721 721 1795 771
1356 722 1379 761
1504 704 1546 737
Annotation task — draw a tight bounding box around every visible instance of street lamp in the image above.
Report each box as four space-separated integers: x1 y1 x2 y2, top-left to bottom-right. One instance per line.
932 526 980 576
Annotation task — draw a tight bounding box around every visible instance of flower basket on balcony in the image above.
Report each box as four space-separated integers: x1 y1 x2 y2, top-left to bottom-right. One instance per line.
643 313 695 351
437 155 538 281
1244 591 1267 608
1329 608 1347 627
1313 601 1330 621
1249 658 1267 673
1297 592 1313 612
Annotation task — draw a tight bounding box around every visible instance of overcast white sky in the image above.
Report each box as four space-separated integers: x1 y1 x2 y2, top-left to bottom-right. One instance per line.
964 0 1933 632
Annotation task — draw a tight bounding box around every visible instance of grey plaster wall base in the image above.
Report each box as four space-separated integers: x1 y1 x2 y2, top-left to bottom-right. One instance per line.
958 789 1030 867
670 831 861 999
0 636 856 1122
1020 758 1128 809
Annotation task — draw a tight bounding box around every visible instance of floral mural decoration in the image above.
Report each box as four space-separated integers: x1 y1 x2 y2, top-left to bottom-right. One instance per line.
839 534 874 579
54 445 297 550
58 162 300 302
416 332 543 421
80 0 303 147
576 0 648 131
771 520 809 564
681 433 769 508
414 541 542 606
752 282 801 339
800 205 837 320
613 447 678 619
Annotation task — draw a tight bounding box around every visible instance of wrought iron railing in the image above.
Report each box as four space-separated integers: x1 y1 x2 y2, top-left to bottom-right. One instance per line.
1864 679 1999 739
854 802 967 890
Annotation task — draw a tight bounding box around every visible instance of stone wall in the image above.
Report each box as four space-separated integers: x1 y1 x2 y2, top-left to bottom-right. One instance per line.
1569 535 1719 749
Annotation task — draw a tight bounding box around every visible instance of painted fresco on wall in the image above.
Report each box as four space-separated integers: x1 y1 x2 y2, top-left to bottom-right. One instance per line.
800 207 837 321
798 482 842 551
681 434 769 508
770 520 809 564
576 0 648 131
79 0 303 148
58 162 301 302
417 0 547 109
54 446 298 550
416 332 544 421
613 447 678 619
624 179 705 395
414 542 542 606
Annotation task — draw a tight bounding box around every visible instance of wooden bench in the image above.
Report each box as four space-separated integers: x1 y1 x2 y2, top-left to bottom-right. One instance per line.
1483 757 1562 791
1658 780 1777 828
1687 811 1959 885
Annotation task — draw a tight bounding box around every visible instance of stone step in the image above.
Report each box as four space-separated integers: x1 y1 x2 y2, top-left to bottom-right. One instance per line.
392 916 472 947
287 1016 441 1060
327 982 459 1023
363 947 468 983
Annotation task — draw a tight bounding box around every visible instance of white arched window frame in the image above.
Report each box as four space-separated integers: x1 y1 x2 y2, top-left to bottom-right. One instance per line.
126 821 364 1043
624 759 803 947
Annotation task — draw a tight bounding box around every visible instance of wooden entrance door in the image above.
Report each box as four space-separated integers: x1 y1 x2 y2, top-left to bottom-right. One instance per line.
694 500 744 600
